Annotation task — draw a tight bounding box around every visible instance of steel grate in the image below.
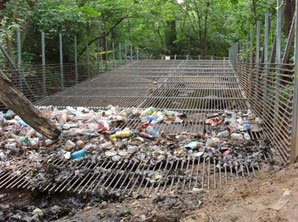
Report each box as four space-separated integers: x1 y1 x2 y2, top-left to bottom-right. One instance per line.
0 60 271 196
36 60 248 110
0 147 271 196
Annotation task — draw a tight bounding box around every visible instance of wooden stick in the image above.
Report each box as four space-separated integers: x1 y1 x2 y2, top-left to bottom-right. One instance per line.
0 69 61 140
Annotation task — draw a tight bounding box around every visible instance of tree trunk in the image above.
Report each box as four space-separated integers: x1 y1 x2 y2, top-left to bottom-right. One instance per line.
0 69 61 140
251 0 257 25
0 0 8 10
282 15 295 64
203 0 210 58
165 20 177 55
284 0 295 35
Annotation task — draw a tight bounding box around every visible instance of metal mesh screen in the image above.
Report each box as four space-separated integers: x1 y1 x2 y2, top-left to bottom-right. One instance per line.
235 62 294 163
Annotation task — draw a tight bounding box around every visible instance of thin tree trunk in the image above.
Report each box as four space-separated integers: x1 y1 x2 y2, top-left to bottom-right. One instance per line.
251 0 257 24
284 0 295 34
282 15 295 64
203 0 210 58
0 69 61 140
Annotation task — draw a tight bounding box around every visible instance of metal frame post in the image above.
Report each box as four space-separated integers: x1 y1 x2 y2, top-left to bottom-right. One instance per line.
16 26 21 68
118 43 122 65
74 35 78 83
256 21 260 98
290 0 298 162
112 42 115 69
130 43 133 62
249 27 253 99
137 47 139 60
16 26 22 91
59 33 64 89
264 13 269 103
274 0 283 128
86 37 90 78
235 43 239 64
97 38 100 73
124 42 127 64
105 38 108 71
41 31 47 95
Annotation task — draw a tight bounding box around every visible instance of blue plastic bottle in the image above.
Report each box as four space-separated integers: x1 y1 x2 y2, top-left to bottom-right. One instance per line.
71 149 86 160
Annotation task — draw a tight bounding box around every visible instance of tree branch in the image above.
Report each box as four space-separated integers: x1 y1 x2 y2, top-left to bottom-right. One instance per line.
79 15 129 56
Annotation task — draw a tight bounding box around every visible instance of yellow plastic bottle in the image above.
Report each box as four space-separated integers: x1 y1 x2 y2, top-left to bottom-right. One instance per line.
115 131 132 138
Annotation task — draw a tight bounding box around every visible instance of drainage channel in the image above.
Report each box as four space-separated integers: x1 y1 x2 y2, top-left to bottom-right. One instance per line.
0 60 272 197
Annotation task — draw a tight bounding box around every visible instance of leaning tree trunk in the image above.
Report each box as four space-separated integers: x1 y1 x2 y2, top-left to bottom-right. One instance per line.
0 69 61 140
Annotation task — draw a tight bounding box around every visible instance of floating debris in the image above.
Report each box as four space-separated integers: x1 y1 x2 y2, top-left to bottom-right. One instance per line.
0 106 271 192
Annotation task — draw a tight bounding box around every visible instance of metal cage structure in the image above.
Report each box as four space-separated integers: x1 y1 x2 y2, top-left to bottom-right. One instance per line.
230 0 298 163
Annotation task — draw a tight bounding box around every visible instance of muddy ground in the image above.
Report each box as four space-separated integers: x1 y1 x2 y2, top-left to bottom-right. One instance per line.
1 161 297 222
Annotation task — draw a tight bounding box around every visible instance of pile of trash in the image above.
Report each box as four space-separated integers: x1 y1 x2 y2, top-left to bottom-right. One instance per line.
0 106 269 171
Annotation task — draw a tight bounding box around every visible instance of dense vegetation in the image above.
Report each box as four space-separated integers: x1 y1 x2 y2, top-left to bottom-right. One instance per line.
0 0 295 64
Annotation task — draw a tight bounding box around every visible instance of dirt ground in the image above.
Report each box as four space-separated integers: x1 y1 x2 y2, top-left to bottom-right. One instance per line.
55 162 298 222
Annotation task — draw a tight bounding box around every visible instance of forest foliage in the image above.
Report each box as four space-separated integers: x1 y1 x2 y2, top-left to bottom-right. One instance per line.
0 0 294 64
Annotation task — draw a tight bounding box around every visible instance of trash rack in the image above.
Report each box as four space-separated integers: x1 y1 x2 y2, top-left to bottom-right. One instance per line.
0 60 274 197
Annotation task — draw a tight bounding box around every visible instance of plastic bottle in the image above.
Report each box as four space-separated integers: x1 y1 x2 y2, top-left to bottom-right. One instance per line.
146 126 159 137
231 133 244 140
139 132 155 140
245 121 251 131
244 133 251 140
71 149 86 160
4 110 15 120
137 122 150 131
141 107 156 117
184 141 201 150
146 116 157 123
115 130 137 138
15 117 29 127
65 140 76 150
217 130 229 138
97 142 113 151
45 139 53 146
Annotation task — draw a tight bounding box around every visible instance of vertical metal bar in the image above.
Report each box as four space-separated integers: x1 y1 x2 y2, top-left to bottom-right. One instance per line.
130 43 133 61
264 13 269 103
290 0 298 162
137 47 139 60
124 42 127 64
276 0 282 66
97 38 100 73
249 27 253 98
59 33 64 89
86 22 91 79
264 13 269 90
235 43 239 64
112 42 115 69
118 43 122 65
274 0 283 130
16 26 22 91
16 26 21 68
256 21 260 98
105 38 108 71
74 35 78 83
41 31 47 95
